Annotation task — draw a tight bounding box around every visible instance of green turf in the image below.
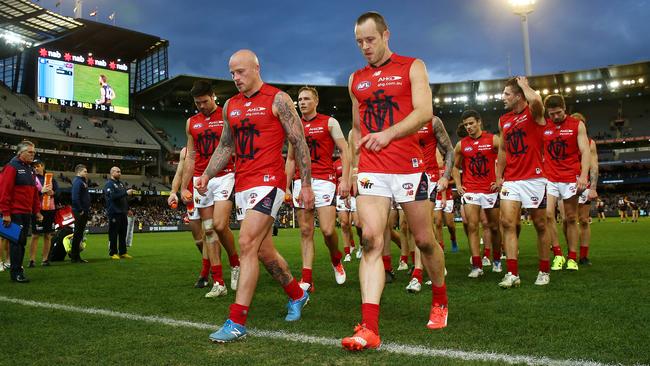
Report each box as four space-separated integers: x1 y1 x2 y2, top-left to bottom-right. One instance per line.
1 218 649 365
73 63 129 109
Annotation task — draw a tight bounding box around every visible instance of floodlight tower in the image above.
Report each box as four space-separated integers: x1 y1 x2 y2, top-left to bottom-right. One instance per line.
508 0 537 76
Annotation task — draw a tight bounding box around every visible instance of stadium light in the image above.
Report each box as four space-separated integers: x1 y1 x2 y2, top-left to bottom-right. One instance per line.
639 78 645 84
507 0 537 76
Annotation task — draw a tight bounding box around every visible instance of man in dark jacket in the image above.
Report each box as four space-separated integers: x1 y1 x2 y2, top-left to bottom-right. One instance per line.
104 166 133 259
71 164 90 263
0 141 42 283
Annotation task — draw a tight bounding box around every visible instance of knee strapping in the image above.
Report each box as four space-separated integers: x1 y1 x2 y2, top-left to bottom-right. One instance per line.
202 219 216 243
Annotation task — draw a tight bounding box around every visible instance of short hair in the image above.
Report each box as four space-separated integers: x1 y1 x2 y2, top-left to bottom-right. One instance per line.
75 164 87 174
16 140 34 155
356 11 389 33
190 80 214 98
298 86 319 101
571 112 587 123
504 78 523 96
461 109 481 122
544 94 566 110
456 123 469 138
100 75 107 83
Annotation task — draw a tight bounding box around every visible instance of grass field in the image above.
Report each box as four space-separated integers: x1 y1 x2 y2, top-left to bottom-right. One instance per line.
1 219 649 365
73 64 129 108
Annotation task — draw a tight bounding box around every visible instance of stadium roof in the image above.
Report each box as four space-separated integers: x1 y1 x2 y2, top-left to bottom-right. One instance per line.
135 74 349 113
0 0 82 58
1 0 167 62
42 18 168 62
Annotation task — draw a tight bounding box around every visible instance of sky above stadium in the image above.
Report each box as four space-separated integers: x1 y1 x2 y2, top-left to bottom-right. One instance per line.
37 0 650 86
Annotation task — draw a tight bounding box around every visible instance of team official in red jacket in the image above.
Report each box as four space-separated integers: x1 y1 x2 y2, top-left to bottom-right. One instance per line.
0 141 42 283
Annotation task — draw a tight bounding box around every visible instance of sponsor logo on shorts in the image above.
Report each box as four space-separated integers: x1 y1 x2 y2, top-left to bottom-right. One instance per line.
261 197 273 210
359 178 374 189
402 183 413 190
531 196 539 202
501 188 509 196
465 195 474 201
323 194 330 201
230 109 242 117
487 198 494 204
356 81 371 91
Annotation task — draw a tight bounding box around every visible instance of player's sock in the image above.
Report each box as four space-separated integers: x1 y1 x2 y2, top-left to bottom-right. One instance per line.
410 251 415 264
361 303 380 335
382 256 392 271
301 268 313 285
344 246 351 255
484 247 491 258
506 259 519 276
568 251 577 261
330 250 343 267
472 255 482 269
539 259 550 273
400 255 408 264
493 249 502 262
283 279 304 301
432 283 448 306
552 245 563 257
210 265 224 285
412 268 423 282
580 246 589 259
229 303 249 326
200 258 210 278
229 254 240 267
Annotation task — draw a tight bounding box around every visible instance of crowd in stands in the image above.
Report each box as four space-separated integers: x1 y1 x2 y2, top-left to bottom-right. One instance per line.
597 191 650 214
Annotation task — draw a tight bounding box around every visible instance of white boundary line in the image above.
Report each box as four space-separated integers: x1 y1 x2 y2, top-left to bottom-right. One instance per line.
0 296 630 366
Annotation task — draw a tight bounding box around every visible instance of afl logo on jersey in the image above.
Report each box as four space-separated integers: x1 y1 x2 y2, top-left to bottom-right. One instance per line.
544 130 554 135
464 146 474 152
193 123 203 129
503 122 512 129
230 109 242 117
356 81 371 91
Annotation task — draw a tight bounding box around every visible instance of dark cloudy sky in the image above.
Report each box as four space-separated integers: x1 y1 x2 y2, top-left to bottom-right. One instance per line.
37 0 650 85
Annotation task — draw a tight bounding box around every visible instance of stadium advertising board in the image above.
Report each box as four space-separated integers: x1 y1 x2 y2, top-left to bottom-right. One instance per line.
36 47 130 115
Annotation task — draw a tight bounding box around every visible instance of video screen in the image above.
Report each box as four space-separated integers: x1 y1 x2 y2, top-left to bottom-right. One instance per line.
36 48 130 115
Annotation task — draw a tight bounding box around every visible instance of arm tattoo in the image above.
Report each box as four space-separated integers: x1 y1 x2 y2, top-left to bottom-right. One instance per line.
274 92 312 185
433 117 454 179
204 117 234 178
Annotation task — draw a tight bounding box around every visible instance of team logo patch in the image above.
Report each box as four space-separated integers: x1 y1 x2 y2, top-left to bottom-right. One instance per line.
402 183 413 190
356 81 371 91
359 178 374 189
411 158 419 168
230 109 242 117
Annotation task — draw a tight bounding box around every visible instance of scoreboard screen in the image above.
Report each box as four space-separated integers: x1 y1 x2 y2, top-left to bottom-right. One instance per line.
36 48 130 115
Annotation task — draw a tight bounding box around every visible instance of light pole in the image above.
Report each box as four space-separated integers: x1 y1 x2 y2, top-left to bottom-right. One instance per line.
508 0 537 76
